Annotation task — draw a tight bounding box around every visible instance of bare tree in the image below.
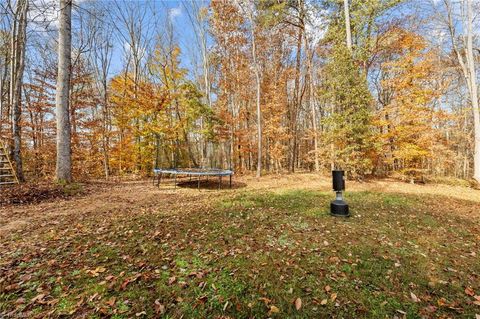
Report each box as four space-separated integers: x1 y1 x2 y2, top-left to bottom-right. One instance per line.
183 1 211 108
9 0 28 182
0 2 11 138
237 0 262 177
304 7 322 172
55 0 72 182
93 33 113 179
465 0 480 182
86 5 114 179
183 0 211 167
440 0 480 182
111 0 157 171
252 20 262 178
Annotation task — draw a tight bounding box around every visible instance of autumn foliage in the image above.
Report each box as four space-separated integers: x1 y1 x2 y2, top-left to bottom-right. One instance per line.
0 0 477 182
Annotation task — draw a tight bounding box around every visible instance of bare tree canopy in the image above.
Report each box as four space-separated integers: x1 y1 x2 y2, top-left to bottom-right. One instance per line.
0 0 478 183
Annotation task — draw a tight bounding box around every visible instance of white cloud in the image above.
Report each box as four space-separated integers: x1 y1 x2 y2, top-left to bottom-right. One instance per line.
28 0 89 31
28 0 59 30
168 7 182 20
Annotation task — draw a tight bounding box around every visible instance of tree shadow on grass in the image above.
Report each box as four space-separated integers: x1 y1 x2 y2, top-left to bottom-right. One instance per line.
210 189 480 317
174 179 247 190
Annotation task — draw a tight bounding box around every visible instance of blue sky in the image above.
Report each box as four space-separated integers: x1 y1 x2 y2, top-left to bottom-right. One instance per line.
21 0 479 83
21 0 208 80
102 0 206 79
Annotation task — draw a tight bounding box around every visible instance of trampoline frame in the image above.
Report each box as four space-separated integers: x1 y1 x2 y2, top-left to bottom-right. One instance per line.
153 168 234 190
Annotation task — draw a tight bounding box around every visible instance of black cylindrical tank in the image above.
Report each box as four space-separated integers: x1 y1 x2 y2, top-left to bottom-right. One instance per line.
332 170 345 191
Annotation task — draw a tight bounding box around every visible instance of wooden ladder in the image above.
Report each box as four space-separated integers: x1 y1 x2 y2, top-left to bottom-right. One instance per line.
0 141 19 187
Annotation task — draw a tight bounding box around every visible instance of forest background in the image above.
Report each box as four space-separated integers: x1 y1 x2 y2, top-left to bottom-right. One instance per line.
1 0 479 184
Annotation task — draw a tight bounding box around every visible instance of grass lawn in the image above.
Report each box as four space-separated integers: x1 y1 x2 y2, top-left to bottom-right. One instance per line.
1 174 479 318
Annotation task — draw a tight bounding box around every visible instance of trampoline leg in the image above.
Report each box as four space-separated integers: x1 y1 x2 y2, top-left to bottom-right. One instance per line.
229 175 232 188
174 174 177 190
157 173 162 187
152 174 156 186
218 176 221 190
197 176 200 190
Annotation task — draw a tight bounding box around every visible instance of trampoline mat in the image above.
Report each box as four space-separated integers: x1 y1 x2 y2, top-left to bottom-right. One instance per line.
153 168 234 176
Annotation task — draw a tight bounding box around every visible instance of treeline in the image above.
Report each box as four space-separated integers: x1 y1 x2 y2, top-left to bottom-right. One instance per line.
0 0 479 182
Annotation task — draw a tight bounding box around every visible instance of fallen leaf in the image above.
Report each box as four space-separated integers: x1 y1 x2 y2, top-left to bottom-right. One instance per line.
119 274 141 290
410 292 420 303
5 284 19 291
168 276 176 285
31 293 46 303
329 256 340 263
294 297 302 310
324 285 331 292
135 311 146 317
424 305 437 313
88 293 99 302
106 297 116 307
465 287 475 296
88 266 107 277
268 305 280 315
330 293 337 302
320 299 328 305
47 298 59 306
120 279 129 290
154 299 165 314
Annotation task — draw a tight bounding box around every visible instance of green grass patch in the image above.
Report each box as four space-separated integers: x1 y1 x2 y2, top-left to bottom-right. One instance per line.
1 186 479 318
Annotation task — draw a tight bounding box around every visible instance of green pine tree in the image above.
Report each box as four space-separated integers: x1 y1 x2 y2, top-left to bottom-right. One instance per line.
321 44 377 177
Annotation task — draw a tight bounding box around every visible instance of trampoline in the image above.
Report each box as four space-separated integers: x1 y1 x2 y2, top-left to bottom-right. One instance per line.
153 168 234 189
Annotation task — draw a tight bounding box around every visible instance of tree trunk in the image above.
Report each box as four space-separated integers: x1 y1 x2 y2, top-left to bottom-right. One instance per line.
92 28 113 179
290 25 303 173
200 22 210 168
343 0 352 51
102 87 110 179
0 52 9 136
304 34 319 172
251 21 262 177
55 0 73 183
466 0 480 182
11 0 28 182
